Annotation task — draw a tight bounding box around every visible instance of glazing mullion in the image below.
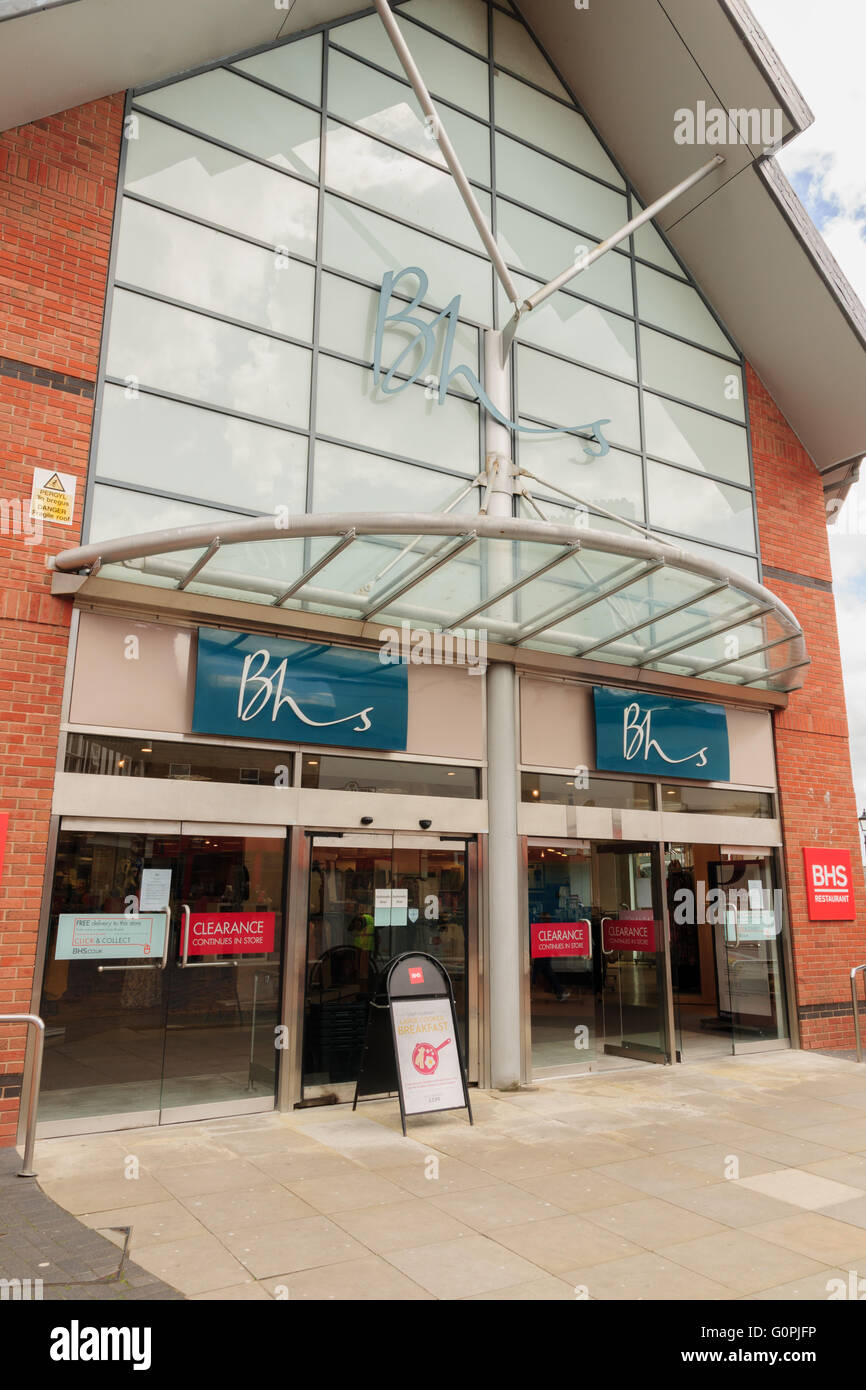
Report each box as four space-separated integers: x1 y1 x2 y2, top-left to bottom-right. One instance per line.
306 39 331 574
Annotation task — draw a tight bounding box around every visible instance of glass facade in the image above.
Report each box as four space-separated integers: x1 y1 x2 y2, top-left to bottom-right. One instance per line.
27 2 799 1141
86 0 758 581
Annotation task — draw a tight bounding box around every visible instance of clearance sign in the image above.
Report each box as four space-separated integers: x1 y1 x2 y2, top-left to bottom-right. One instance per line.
184 911 275 955
803 848 854 921
531 922 590 958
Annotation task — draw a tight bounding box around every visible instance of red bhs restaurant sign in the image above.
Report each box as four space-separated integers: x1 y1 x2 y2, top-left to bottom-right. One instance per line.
531 922 591 958
602 911 657 953
803 848 854 921
184 912 275 956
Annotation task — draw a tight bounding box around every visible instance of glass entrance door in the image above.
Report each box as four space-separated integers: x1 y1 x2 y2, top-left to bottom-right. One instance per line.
527 839 673 1074
665 844 790 1059
302 833 470 1097
596 843 670 1063
710 853 790 1054
159 832 285 1118
38 826 285 1131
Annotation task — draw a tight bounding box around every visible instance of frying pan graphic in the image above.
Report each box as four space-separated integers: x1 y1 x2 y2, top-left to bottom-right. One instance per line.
411 1038 451 1074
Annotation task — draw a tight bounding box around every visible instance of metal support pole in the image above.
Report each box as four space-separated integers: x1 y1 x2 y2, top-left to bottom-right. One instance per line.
486 663 522 1089
374 0 520 309
3 1013 45 1177
482 326 523 1088
523 155 725 314
501 154 725 359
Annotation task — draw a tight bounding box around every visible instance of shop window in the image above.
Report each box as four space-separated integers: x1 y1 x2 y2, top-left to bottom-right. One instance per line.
327 47 491 185
326 122 491 250
644 396 751 485
114 199 316 342
95 384 309 519
316 355 480 473
333 11 490 119
521 772 655 810
124 115 318 253
494 132 627 241
647 459 756 551
136 67 321 178
661 785 775 818
106 290 312 430
495 199 633 314
87 3 762 585
301 754 479 798
497 273 637 380
64 734 292 787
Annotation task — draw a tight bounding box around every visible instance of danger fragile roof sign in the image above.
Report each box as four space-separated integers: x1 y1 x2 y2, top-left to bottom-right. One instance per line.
30 467 76 525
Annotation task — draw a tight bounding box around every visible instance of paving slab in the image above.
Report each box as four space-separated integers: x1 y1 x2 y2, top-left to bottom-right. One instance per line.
0 1149 183 1301
14 1046 866 1301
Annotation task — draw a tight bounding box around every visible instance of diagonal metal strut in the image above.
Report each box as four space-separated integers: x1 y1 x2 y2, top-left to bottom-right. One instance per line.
374 0 520 309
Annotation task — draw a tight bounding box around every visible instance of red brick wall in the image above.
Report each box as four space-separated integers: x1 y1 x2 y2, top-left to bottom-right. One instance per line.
0 95 123 1143
748 364 866 1049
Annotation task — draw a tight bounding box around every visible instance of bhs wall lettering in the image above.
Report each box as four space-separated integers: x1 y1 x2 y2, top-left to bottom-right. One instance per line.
373 266 611 458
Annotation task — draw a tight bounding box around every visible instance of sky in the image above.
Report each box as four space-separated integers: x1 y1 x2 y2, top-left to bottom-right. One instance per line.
746 0 866 836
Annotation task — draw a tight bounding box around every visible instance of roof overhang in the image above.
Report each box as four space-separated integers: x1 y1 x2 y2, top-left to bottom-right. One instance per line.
2 0 863 515
50 512 809 694
515 0 866 518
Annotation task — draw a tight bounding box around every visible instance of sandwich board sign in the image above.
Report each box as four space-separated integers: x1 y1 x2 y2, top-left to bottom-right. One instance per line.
353 952 472 1135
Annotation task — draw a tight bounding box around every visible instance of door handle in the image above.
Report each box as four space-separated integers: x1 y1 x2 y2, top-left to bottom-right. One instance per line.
577 917 593 960
601 916 615 955
178 904 240 968
98 912 171 972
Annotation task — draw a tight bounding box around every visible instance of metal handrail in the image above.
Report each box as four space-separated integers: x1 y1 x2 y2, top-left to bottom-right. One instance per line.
1 1014 44 1177
852 966 866 1062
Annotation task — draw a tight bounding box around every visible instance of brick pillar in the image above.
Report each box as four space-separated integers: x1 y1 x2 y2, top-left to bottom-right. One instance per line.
0 95 124 1144
748 364 866 1048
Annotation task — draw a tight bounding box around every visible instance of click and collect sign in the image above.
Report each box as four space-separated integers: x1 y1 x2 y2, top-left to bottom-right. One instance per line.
55 913 167 961
803 847 854 921
193 627 408 751
593 686 729 782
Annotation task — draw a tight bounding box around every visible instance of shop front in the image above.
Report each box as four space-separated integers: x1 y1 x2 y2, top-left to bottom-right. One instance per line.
519 674 793 1079
39 826 287 1131
14 0 842 1145
33 609 485 1136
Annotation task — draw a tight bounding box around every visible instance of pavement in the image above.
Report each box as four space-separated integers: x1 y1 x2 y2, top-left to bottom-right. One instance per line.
13 1047 866 1301
0 1149 183 1300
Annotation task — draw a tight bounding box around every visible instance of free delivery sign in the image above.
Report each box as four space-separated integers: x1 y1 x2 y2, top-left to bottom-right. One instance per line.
803 847 854 921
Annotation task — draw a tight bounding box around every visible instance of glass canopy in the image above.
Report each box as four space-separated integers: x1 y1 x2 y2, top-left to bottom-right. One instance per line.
51 513 808 692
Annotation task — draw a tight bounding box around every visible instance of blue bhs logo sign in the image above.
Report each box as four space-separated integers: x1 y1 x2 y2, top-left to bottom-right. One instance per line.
193 628 408 751
593 686 730 781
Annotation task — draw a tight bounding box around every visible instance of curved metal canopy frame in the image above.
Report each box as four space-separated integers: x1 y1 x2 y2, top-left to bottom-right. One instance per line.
51 512 809 693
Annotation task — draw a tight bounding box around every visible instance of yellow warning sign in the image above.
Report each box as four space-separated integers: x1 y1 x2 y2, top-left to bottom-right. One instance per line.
30 467 76 526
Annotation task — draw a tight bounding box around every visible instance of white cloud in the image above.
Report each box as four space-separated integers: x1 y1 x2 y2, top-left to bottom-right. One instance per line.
750 0 866 836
